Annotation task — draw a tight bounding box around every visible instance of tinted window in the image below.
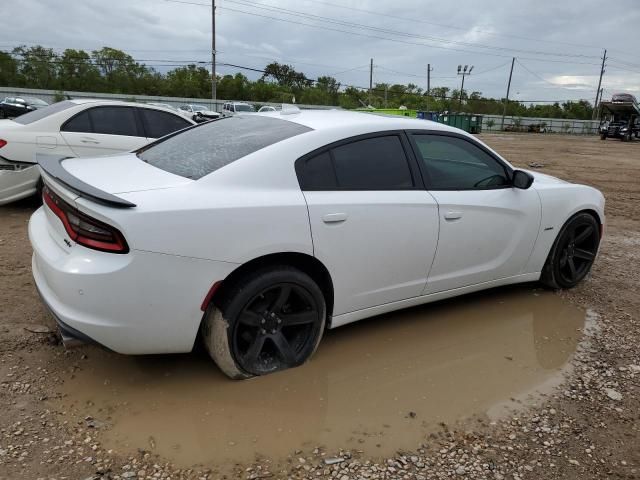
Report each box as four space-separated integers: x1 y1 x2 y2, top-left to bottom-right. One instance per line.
331 136 413 190
138 115 312 180
412 134 509 190
89 107 139 136
297 152 337 190
139 108 191 138
13 100 76 125
62 111 91 133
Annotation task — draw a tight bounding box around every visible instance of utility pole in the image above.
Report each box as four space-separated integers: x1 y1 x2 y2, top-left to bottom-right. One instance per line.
457 65 473 111
592 49 607 120
369 58 373 107
384 84 388 108
426 63 433 111
211 0 217 103
501 57 515 131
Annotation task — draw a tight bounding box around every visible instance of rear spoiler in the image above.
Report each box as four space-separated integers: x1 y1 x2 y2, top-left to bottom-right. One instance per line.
37 154 136 208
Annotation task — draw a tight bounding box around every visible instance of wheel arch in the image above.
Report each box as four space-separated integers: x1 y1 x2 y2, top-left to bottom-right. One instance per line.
208 252 335 321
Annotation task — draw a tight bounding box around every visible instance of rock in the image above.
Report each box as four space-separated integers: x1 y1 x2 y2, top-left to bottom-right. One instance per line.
628 365 640 373
569 459 580 466
605 388 622 401
24 325 51 334
455 466 466 475
323 457 345 465
122 472 137 478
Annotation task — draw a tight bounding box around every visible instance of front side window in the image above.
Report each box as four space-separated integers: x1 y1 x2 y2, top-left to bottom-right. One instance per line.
138 108 191 138
296 135 414 191
412 134 509 190
138 115 312 180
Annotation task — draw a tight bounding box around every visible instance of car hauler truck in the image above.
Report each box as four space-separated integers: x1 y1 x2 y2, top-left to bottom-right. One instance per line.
599 93 640 141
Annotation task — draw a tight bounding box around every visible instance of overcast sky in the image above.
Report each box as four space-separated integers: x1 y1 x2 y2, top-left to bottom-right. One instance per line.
2 0 639 103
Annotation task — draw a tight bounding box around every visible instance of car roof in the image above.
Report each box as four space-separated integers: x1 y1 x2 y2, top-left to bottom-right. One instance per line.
254 109 461 134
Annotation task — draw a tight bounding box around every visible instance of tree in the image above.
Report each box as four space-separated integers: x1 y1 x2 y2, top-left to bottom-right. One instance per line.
261 62 312 90
0 51 18 86
13 45 58 89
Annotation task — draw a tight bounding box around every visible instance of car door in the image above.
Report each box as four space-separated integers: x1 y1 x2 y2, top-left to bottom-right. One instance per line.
137 107 192 141
408 132 541 294
60 106 147 157
298 132 440 316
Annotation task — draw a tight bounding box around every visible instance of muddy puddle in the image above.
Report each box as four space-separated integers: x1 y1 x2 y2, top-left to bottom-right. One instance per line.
60 287 585 466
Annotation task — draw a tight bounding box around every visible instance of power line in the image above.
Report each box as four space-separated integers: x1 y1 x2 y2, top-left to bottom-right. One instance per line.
277 0 612 53
220 0 601 60
159 0 602 62
515 59 594 91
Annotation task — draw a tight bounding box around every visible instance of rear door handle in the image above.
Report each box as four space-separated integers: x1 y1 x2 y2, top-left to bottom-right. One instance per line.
444 210 463 220
80 137 100 144
322 213 348 223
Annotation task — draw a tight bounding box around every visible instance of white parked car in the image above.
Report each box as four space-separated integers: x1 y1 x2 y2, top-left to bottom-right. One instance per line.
0 99 195 205
258 105 278 113
177 104 221 122
222 101 256 115
29 110 605 379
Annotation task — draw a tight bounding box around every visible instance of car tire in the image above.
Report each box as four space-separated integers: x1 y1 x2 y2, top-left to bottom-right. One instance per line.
202 266 326 379
0 109 5 119
600 133 607 140
540 212 600 289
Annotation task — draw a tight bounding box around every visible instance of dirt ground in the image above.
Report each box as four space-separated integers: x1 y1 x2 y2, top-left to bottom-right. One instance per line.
1 133 639 480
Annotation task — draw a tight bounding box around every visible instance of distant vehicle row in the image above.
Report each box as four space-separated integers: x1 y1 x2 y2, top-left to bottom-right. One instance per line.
0 99 196 205
0 97 50 118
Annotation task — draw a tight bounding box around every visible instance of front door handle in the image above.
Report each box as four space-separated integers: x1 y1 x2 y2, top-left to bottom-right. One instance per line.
444 210 463 220
322 213 348 223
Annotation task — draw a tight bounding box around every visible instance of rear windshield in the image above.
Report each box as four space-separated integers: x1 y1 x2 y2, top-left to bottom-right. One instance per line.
138 115 312 179
13 100 76 125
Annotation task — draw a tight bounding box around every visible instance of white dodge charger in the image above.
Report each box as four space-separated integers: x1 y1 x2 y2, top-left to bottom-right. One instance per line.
28 109 605 379
0 99 195 205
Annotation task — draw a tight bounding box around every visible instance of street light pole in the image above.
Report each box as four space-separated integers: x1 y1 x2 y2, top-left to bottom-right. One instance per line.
211 0 217 103
457 64 473 111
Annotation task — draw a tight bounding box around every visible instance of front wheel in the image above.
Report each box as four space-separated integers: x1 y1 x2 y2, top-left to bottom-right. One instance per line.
202 266 326 379
540 213 600 289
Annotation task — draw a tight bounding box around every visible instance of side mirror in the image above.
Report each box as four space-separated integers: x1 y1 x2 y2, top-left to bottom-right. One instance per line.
512 170 534 189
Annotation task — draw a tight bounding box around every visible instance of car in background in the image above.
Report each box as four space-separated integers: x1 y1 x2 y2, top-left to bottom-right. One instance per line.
0 99 196 205
258 105 279 113
28 110 604 380
222 102 256 115
177 104 221 123
611 93 638 104
0 97 49 118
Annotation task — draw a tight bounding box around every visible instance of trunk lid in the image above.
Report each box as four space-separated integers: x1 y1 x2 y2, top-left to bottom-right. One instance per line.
60 152 192 195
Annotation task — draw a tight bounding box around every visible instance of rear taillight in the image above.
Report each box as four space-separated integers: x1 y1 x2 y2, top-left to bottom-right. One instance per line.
43 185 129 254
0 139 7 149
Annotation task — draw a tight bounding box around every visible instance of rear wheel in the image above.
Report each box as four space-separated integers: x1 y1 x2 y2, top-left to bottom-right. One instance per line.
202 266 326 379
540 213 600 289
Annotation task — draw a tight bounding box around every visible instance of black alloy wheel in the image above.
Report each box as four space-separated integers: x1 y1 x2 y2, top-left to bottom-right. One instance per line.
541 213 600 289
231 282 323 376
202 266 326 379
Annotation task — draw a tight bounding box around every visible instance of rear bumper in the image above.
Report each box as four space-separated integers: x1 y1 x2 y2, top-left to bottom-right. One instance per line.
0 164 40 205
29 207 238 354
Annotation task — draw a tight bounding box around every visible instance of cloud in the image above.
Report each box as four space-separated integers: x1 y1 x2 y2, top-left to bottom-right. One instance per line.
1 0 638 102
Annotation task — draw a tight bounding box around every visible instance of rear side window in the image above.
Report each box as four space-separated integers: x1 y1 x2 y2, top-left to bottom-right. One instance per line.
296 135 414 190
138 115 312 180
138 108 191 138
13 100 76 125
89 107 139 136
62 111 91 133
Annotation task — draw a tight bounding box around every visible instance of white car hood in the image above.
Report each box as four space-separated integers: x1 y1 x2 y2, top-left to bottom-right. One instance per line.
526 170 568 185
59 153 192 194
